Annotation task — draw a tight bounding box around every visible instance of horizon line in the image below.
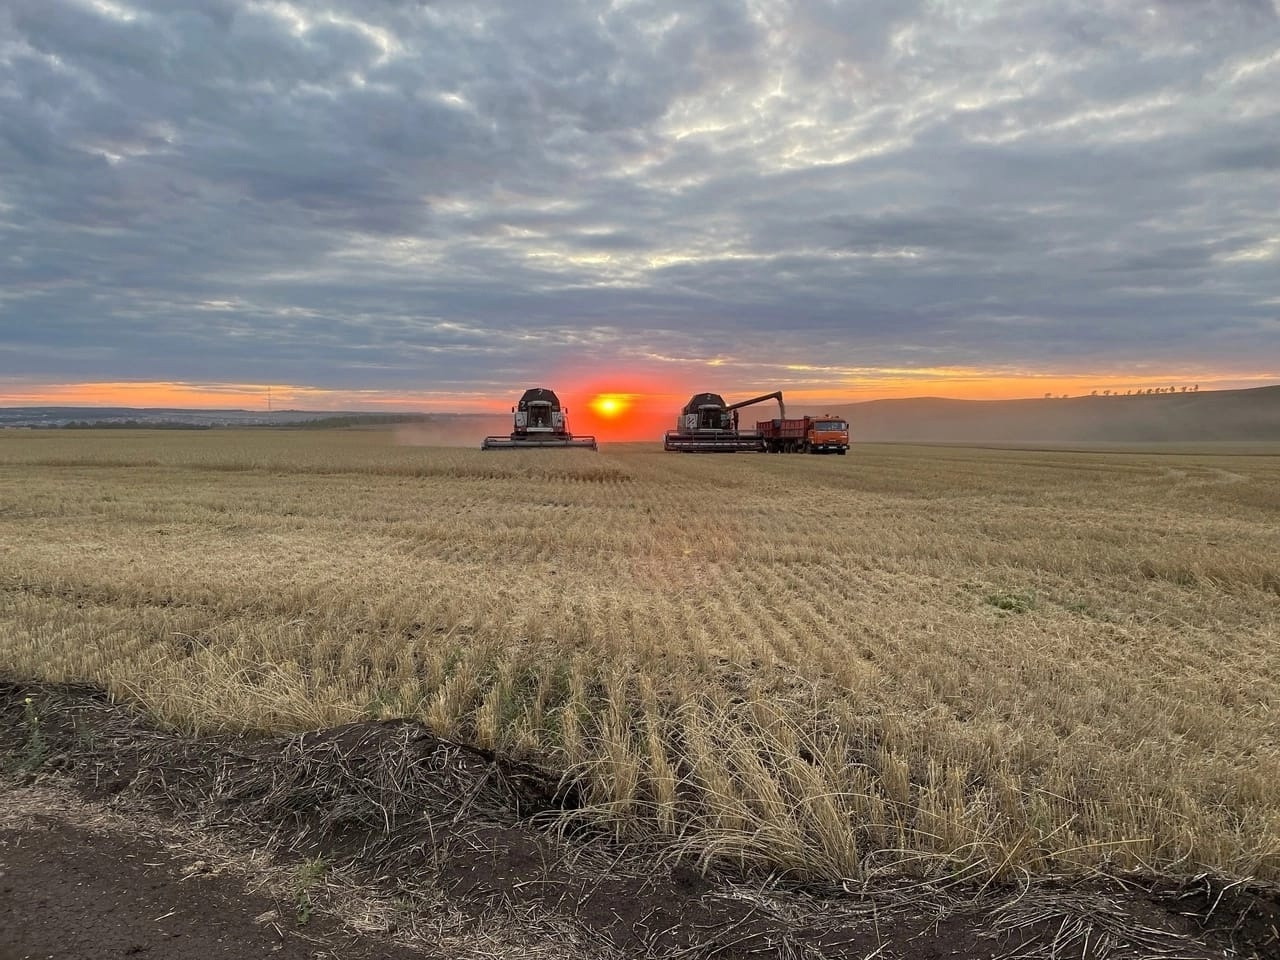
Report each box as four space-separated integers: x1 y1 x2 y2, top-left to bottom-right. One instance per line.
2 379 1277 415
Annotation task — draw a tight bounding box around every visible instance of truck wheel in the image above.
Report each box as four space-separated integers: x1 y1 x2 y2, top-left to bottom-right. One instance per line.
837 448 846 455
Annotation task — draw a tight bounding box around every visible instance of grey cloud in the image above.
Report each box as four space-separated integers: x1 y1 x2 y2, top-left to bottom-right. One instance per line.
1154 0 1277 20
1207 143 1280 171
1 0 1278 395
564 232 653 252
815 211 1022 255
1110 246 1218 272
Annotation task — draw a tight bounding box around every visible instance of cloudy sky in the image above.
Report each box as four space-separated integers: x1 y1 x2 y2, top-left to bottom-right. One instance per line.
1 0 1278 415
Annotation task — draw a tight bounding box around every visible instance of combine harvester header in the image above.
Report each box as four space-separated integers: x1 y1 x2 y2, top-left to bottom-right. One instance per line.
482 387 598 450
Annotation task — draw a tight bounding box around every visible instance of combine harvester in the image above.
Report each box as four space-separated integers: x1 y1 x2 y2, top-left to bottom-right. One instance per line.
663 391 785 452
663 390 851 453
481 387 598 451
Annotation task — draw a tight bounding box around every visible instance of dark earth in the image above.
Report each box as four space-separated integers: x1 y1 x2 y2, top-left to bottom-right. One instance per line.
2 682 1277 960
0 816 423 960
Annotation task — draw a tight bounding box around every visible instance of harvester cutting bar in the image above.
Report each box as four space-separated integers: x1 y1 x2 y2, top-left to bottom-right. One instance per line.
482 435 598 450
663 431 763 453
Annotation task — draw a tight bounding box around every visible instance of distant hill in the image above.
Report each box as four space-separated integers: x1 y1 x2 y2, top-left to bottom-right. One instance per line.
839 385 1280 444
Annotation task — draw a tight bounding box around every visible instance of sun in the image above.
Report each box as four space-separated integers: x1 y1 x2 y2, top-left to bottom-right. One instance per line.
590 394 628 418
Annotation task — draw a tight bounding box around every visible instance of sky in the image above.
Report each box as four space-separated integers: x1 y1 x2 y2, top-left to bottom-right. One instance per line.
1 0 1278 430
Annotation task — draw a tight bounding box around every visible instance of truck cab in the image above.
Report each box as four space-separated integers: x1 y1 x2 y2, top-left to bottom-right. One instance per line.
807 417 849 454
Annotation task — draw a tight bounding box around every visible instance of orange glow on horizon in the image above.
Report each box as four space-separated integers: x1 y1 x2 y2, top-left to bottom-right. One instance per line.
2 368 1276 439
557 375 685 442
0 380 506 413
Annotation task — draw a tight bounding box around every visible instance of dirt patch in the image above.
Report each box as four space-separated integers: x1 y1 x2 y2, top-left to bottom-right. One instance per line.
1152 875 1280 958
0 803 422 960
2 681 1275 959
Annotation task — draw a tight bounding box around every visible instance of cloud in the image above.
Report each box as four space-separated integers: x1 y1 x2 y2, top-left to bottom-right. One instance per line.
1207 143 1280 171
0 0 1277 401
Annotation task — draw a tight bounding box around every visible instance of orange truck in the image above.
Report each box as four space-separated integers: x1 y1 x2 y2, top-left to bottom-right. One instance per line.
756 416 850 454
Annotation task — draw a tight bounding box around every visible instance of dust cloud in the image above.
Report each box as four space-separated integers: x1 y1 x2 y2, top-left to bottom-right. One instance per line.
393 417 507 447
838 386 1280 445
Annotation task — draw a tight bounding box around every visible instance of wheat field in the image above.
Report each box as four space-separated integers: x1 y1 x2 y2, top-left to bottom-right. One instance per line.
1 428 1277 884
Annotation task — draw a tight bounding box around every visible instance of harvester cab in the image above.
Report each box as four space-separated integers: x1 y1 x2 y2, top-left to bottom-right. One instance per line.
518 390 559 432
482 387 598 450
663 391 784 452
687 393 732 431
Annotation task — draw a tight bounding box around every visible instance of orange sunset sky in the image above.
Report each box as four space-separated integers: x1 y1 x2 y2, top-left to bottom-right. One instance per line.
4 368 1276 442
5 371 1276 410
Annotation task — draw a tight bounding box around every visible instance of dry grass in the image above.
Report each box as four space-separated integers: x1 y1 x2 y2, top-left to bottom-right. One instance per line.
1 428 1277 883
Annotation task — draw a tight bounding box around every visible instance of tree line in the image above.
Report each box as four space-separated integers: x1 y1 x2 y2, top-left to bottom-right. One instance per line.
1044 385 1201 399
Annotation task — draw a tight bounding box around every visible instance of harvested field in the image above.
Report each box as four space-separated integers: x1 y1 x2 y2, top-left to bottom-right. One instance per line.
1 429 1278 892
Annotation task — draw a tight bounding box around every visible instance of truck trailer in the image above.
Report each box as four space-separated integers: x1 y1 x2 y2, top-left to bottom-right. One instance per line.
757 416 849 454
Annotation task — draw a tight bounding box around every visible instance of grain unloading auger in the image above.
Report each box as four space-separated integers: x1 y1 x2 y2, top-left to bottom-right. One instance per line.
481 387 598 451
662 391 784 452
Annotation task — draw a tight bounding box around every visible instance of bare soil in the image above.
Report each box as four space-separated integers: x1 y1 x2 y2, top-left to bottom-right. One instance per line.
2 682 1276 960
0 815 422 960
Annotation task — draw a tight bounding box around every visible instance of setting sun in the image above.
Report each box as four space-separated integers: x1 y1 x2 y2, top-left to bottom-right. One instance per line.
590 394 628 418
